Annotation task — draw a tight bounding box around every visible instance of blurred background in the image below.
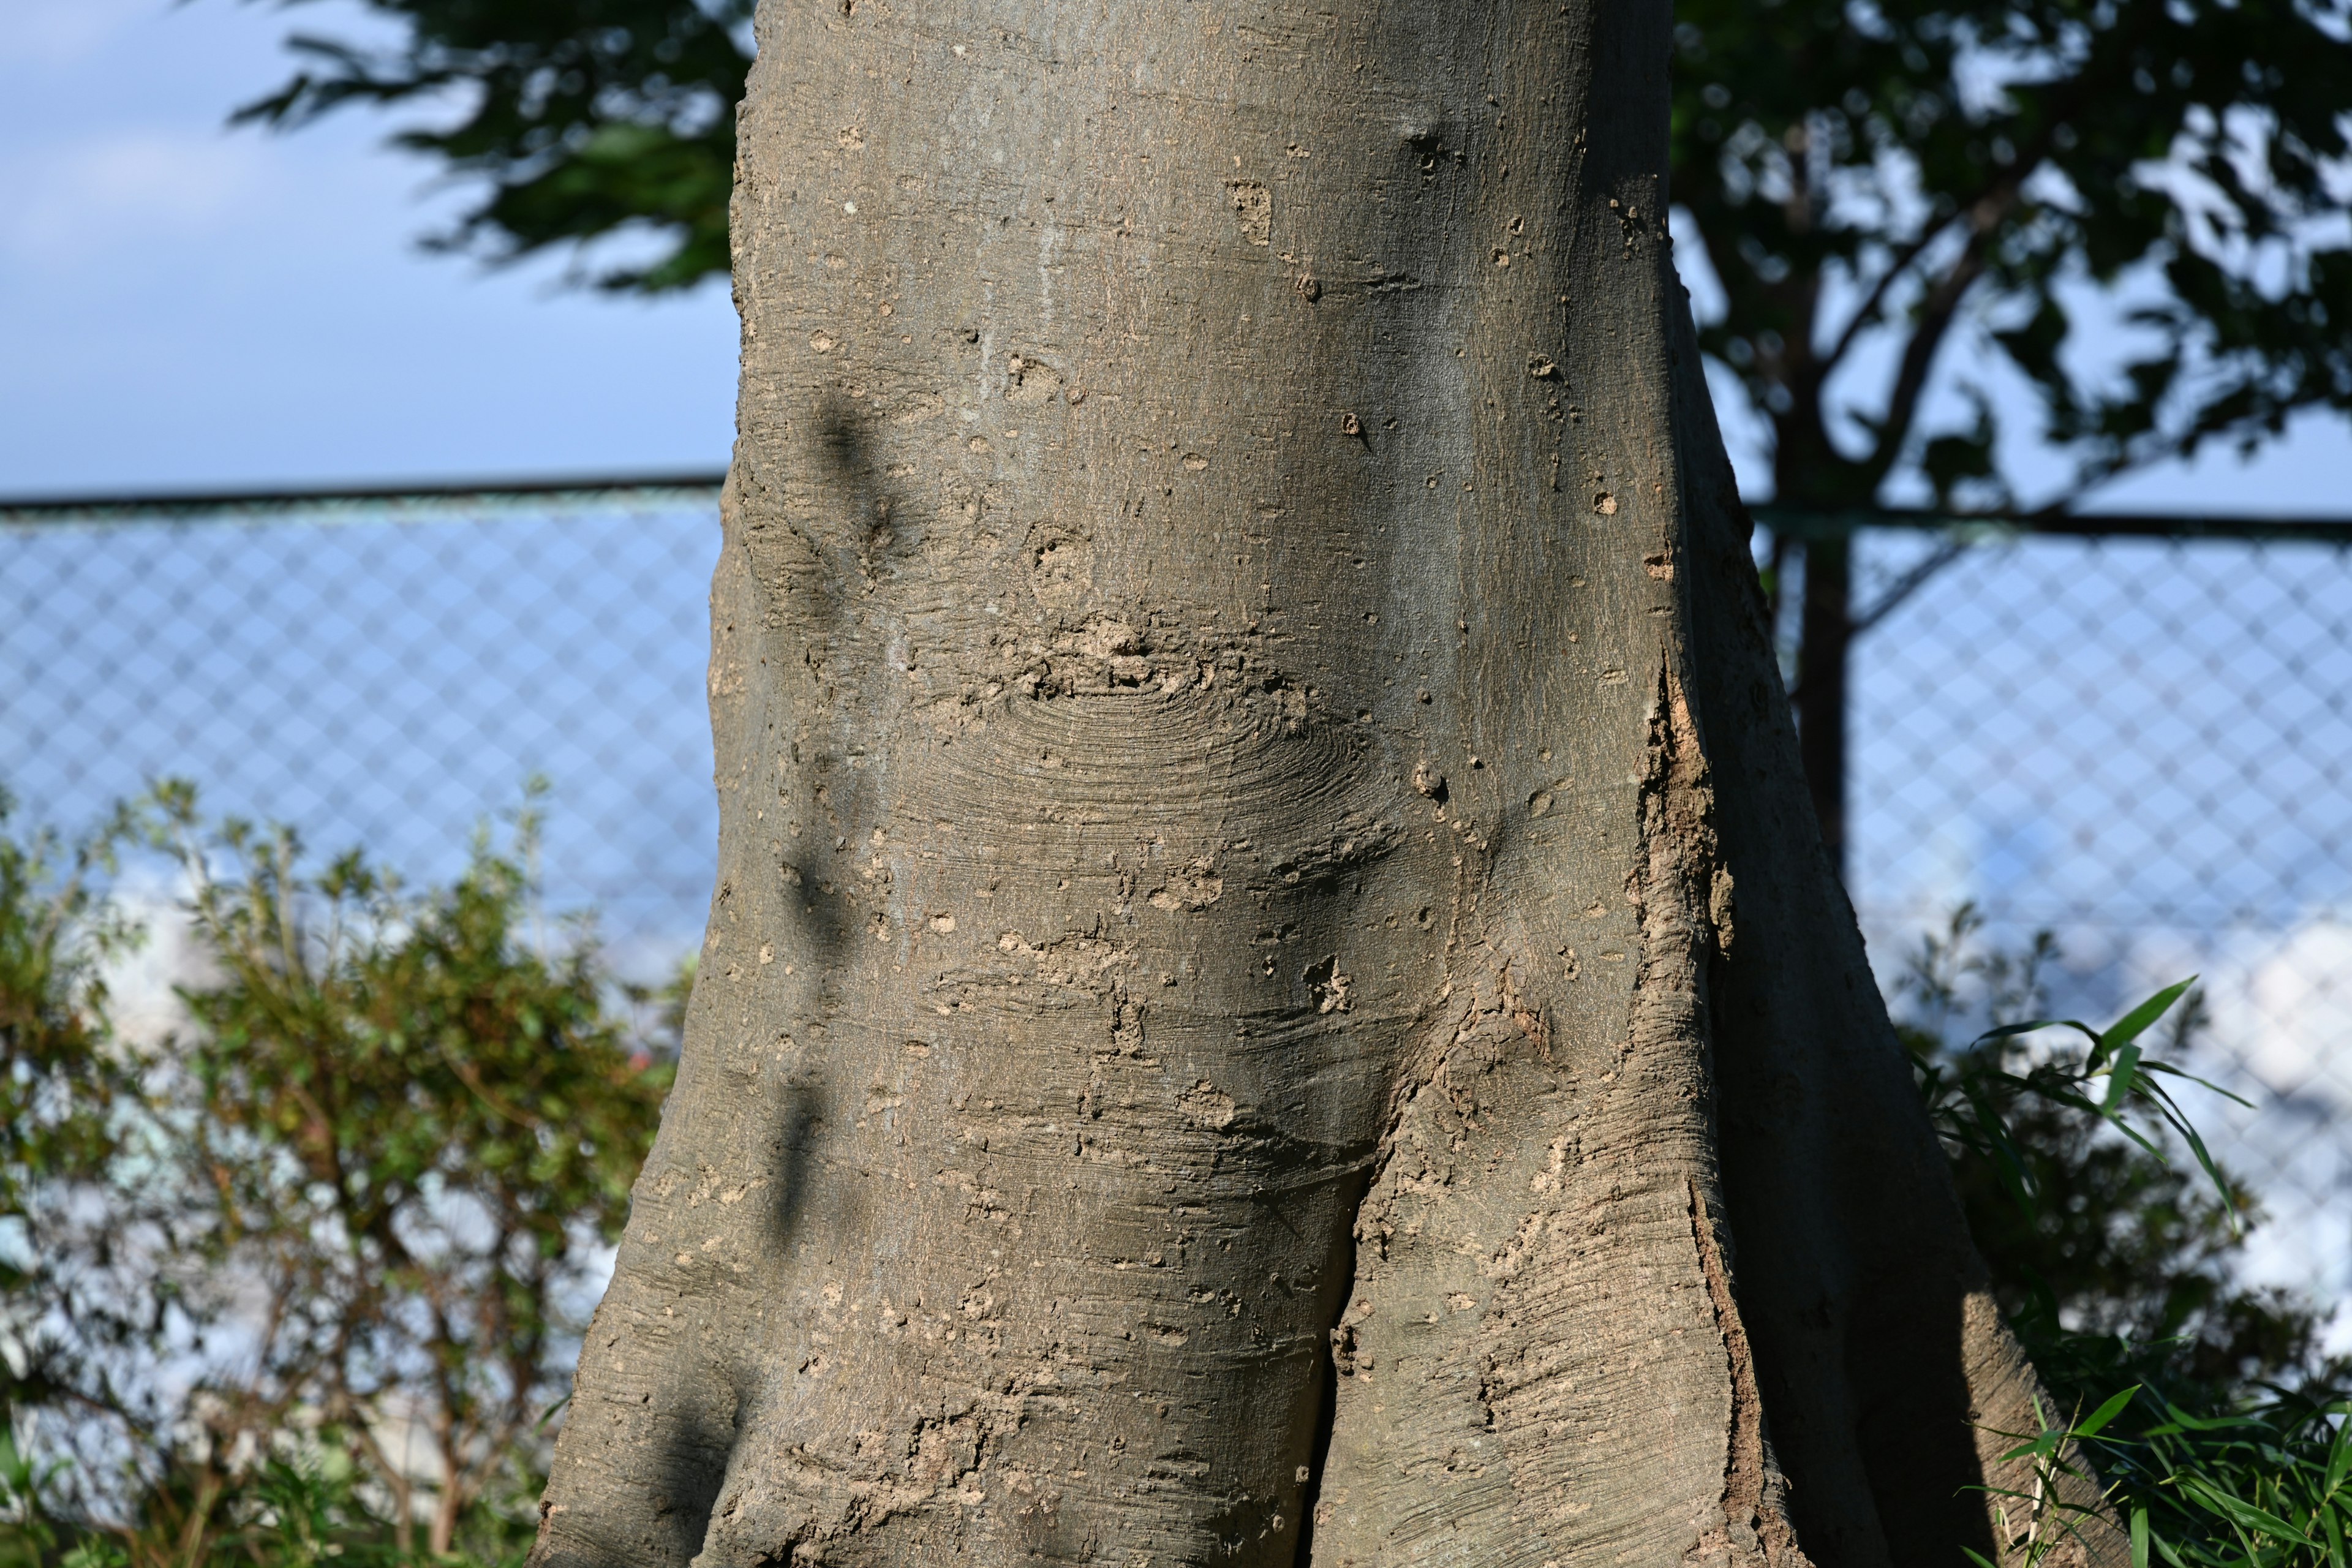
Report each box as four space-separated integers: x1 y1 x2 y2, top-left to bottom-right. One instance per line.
4 0 2350 1561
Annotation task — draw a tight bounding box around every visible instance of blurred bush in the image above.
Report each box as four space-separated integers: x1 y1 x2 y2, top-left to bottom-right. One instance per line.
0 787 679 1565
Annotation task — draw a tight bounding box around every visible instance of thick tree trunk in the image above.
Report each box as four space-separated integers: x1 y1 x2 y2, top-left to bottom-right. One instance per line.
533 4 2113 1564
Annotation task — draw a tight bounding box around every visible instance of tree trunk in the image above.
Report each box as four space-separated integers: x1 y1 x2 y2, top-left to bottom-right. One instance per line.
1793 535 1852 876
532 4 2113 1564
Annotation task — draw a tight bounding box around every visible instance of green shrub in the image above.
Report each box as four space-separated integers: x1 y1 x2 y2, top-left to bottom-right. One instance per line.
1898 908 2351 1564
0 786 679 1565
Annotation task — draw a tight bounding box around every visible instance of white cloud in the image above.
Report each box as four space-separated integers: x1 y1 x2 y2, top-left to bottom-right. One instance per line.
98 870 207 1049
2200 920 2352 1113
2115 919 2352 1313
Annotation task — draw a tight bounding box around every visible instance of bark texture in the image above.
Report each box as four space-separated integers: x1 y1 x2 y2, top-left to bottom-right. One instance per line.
533 2 2117 1564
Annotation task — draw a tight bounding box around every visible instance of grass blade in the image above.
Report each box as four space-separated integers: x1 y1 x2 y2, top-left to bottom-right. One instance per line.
2100 978 2196 1052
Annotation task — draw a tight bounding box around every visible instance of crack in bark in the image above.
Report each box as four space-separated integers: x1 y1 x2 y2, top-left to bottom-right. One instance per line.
1291 1168 1368 1567
1640 656 1809 1567
1684 1175 1811 1568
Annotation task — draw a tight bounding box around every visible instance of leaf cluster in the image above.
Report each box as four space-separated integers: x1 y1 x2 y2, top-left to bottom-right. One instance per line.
0 792 137 1228
0 794 167 1468
1898 907 2324 1395
1997 1342 2352 1566
0 786 678 1562
1670 0 2352 506
235 0 754 292
142 780 672 1548
0 1429 489 1568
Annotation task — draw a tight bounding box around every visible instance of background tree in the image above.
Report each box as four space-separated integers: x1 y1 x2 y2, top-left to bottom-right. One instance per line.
235 0 753 292
1667 0 2352 862
0 793 154 1480
144 788 674 1558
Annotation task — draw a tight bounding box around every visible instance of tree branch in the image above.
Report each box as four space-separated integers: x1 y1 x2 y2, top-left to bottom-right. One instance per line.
1820 217 1961 379
1865 239 1990 488
1850 535 1973 635
1817 15 2148 434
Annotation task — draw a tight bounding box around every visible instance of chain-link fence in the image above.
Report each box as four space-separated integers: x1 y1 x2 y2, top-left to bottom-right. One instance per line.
1757 510 2352 1332
5 486 2348 1329
1 481 725 977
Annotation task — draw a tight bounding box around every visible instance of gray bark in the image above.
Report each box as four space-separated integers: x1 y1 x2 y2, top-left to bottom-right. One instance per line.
533 2 2114 1564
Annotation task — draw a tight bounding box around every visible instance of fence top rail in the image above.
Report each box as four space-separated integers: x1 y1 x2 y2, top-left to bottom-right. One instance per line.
4 480 2348 543
0 470 732 525
1753 503 2352 545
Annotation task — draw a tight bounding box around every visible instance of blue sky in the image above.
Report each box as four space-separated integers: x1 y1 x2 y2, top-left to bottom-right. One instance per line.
1 0 740 494
2 0 2346 506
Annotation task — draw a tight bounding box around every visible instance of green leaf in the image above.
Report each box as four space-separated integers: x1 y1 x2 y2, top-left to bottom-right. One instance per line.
1972 1017 2071 1046
2177 1475 2304 1538
2136 1058 2252 1107
2002 1428 2068 1464
2076 1385 2142 1439
2100 1039 2144 1114
2099 979 2196 1054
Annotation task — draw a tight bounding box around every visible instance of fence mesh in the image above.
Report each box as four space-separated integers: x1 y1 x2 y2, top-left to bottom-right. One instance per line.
5 492 2348 1332
1786 520 2352 1329
1 492 723 972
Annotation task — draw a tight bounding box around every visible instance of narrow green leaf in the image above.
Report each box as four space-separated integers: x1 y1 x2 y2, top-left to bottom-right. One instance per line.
2100 1040 2144 1114
535 1391 575 1435
1974 1017 2065 1044
2099 978 2196 1052
2138 1058 2253 1106
2328 1411 2352 1496
2179 1476 2303 1536
2171 1118 2241 1225
2002 1431 2066 1463
2076 1385 2142 1439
